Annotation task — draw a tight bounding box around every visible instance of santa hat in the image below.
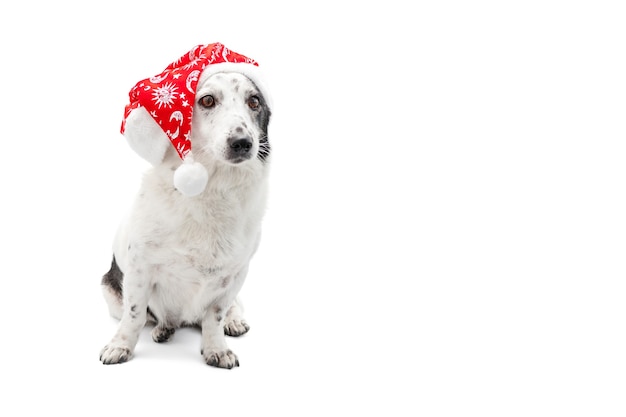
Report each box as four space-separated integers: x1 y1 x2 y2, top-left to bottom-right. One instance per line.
121 43 271 197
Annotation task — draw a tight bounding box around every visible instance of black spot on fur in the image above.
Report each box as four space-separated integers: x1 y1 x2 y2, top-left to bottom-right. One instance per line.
101 256 123 299
245 79 271 162
147 307 158 323
220 276 230 288
256 102 271 162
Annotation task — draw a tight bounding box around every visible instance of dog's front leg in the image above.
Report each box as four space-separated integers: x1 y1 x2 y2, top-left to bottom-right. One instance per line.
100 271 150 364
200 300 240 369
200 267 249 368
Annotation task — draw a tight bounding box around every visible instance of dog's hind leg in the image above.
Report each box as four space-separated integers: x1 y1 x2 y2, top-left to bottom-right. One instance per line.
224 297 250 337
150 310 175 343
152 324 176 343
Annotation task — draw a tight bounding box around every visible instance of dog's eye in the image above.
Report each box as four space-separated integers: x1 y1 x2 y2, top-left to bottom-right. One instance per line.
199 95 215 108
247 96 260 110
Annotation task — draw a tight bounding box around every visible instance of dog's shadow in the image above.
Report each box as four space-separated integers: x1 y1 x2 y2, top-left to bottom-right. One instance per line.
120 323 247 365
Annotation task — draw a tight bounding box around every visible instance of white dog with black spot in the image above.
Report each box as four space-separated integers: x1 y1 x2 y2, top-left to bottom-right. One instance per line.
100 43 272 368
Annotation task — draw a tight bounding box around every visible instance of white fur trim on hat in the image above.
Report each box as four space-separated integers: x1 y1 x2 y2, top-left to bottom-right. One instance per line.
123 107 170 166
198 62 273 110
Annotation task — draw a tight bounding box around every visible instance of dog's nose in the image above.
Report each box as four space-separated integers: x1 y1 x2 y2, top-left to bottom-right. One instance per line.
229 138 253 155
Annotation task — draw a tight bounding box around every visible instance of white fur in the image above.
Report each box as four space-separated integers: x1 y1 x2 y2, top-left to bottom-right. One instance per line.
100 72 270 368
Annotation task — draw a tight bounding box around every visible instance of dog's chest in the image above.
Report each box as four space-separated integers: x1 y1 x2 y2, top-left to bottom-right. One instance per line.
137 186 259 268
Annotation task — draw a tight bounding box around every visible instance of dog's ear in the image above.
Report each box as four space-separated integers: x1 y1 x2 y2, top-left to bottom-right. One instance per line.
123 107 170 166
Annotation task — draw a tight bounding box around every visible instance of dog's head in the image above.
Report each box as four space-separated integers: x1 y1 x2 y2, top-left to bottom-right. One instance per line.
121 43 272 196
191 71 271 166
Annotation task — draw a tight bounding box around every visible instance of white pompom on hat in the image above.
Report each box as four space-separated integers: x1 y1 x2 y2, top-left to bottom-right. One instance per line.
120 42 270 197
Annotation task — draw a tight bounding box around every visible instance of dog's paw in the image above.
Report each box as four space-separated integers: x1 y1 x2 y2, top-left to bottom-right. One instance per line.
201 349 240 369
152 325 175 343
100 344 132 365
224 319 250 337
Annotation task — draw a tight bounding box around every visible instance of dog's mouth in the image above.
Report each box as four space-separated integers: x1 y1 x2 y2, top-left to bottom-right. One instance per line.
227 155 252 164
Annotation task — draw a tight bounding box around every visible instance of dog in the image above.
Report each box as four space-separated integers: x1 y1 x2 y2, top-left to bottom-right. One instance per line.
99 69 271 368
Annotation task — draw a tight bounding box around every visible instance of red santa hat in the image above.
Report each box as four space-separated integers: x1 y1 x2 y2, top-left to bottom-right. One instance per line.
121 42 271 197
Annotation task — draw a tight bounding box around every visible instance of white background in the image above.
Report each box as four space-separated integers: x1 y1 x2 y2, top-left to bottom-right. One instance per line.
1 0 624 415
